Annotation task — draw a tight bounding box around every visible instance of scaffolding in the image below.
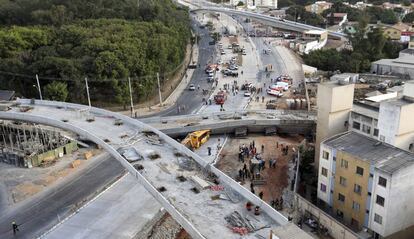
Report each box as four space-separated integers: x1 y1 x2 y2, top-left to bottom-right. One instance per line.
0 121 77 167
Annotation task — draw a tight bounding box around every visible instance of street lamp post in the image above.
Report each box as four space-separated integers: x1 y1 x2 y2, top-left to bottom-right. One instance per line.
128 77 135 118
35 74 43 100
85 77 91 108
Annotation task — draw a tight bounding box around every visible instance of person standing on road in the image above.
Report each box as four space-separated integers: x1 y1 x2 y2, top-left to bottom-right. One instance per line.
207 147 212 156
12 221 19 235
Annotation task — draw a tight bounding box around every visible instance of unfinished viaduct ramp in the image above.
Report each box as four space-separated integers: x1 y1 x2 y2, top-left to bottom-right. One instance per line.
0 99 312 239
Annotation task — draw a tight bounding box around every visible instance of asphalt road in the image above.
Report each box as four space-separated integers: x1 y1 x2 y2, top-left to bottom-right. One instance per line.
0 154 124 239
147 15 216 117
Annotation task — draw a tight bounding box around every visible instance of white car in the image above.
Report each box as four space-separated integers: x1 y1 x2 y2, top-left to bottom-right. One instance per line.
189 84 195 91
208 72 214 77
244 91 251 97
221 51 225 55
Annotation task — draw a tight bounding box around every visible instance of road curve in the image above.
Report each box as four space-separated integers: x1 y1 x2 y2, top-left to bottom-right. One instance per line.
0 99 312 239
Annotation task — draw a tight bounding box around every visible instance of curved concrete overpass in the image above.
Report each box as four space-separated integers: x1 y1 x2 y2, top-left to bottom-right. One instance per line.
142 110 316 137
194 7 346 39
179 0 346 39
0 100 312 239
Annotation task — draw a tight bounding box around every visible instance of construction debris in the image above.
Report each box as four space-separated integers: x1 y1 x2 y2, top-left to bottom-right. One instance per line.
190 175 210 191
225 211 256 234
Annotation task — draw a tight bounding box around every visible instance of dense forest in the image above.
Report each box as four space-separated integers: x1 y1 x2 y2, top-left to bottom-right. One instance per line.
0 0 191 106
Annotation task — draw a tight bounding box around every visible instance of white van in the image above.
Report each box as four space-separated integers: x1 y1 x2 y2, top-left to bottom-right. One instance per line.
276 82 289 91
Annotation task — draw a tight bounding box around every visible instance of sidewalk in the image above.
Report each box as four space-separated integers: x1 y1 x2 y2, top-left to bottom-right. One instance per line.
117 44 199 117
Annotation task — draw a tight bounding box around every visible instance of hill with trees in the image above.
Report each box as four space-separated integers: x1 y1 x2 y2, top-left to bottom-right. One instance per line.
0 0 191 107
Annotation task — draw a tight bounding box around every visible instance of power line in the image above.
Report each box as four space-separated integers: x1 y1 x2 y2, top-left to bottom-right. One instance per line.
0 58 187 83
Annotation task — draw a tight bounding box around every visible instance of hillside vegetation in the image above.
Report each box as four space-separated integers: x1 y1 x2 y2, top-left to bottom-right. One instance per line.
0 0 191 106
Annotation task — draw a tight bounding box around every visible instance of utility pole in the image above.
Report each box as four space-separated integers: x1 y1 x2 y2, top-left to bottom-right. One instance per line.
128 77 135 118
35 74 43 100
156 73 163 106
293 148 300 193
85 77 91 108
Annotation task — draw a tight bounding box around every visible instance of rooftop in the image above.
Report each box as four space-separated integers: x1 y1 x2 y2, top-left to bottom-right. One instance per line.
324 131 414 174
352 103 379 119
372 55 414 69
0 90 15 101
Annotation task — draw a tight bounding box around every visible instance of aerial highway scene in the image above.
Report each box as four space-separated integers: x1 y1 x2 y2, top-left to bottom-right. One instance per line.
1 0 414 239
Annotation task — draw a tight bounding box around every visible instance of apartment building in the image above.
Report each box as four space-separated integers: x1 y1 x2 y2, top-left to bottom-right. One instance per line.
315 80 414 169
246 0 278 9
305 1 333 14
318 131 414 238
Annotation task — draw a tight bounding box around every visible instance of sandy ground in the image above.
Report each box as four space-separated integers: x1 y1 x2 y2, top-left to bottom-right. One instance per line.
0 148 102 209
216 134 304 205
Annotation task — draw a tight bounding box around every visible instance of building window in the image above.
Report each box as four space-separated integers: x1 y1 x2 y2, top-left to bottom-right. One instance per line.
320 183 327 192
352 121 361 130
352 201 360 211
337 209 344 219
340 159 348 169
354 184 362 195
378 176 387 187
376 195 385 207
356 166 364 176
338 193 345 203
410 143 413 152
362 125 371 134
339 176 347 187
322 151 329 159
374 128 379 137
321 167 328 177
374 213 383 225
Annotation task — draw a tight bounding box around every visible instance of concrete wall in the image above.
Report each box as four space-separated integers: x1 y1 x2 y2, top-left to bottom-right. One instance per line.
296 194 360 239
333 151 370 231
377 165 414 237
315 83 354 169
317 144 334 205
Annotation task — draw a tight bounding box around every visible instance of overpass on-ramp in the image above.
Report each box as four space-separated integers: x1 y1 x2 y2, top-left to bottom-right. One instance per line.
0 99 312 239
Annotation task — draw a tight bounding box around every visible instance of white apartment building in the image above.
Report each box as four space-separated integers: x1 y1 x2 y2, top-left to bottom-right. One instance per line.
315 79 414 169
246 0 278 9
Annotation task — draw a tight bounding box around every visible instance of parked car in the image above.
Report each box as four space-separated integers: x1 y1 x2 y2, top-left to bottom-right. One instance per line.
189 84 195 91
244 91 251 97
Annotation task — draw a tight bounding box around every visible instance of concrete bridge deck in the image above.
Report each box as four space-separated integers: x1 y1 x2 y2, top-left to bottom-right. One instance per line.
142 110 316 137
0 99 312 239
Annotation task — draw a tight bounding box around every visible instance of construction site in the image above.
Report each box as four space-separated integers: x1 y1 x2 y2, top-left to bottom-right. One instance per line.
0 121 79 168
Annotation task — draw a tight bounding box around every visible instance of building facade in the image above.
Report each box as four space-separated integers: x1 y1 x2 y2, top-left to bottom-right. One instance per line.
317 132 414 238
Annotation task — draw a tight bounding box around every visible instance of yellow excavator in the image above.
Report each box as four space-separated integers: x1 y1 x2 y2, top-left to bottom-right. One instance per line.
181 130 211 149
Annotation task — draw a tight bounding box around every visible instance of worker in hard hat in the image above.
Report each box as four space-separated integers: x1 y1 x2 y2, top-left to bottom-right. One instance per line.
12 221 19 234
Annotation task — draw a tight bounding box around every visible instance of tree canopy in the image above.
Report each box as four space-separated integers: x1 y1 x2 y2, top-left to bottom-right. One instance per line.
0 0 191 106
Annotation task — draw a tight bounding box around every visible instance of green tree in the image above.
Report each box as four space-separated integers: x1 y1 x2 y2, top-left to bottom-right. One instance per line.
403 12 414 23
237 1 244 6
44 81 69 101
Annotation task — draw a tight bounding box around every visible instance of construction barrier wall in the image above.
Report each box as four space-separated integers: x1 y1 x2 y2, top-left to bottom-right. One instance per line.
30 141 78 167
295 194 361 239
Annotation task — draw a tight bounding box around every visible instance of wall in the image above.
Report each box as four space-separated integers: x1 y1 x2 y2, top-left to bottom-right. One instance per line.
332 151 370 231
380 165 414 238
317 144 334 205
30 141 78 167
315 83 354 169
296 194 360 239
378 102 401 145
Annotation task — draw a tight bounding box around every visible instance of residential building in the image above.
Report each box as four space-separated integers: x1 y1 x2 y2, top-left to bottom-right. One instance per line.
317 131 414 238
343 1 373 10
315 80 354 169
305 1 333 14
315 79 414 168
371 54 414 79
382 22 412 40
245 0 278 9
326 13 348 26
